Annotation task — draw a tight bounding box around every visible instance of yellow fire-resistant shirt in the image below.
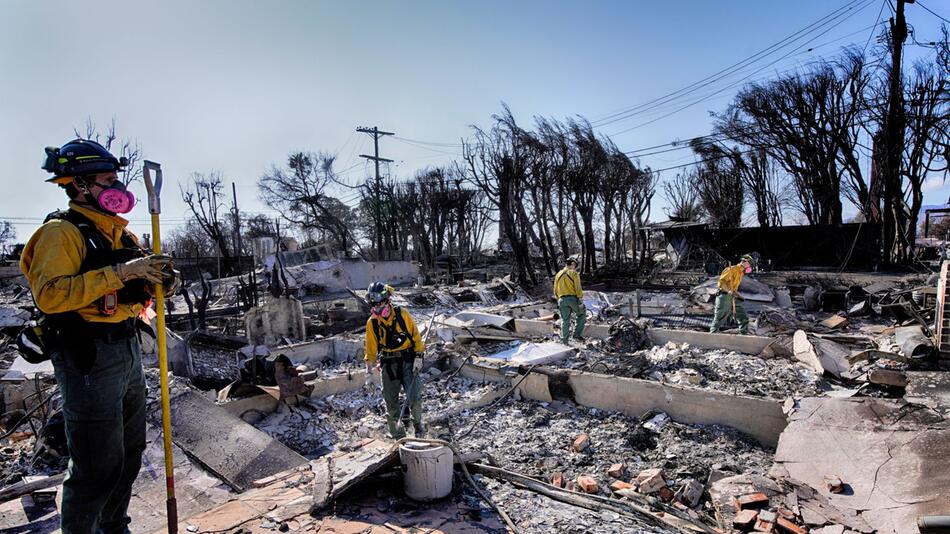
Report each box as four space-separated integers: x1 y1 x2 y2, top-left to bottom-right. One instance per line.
553 268 583 299
20 202 145 323
717 264 746 294
364 307 424 363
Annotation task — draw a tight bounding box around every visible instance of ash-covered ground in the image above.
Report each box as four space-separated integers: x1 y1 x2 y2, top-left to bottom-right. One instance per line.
437 395 772 533
441 397 773 492
249 361 773 534
251 369 507 458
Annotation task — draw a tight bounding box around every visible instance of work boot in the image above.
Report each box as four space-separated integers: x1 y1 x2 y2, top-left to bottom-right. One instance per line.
388 419 406 440
412 421 426 438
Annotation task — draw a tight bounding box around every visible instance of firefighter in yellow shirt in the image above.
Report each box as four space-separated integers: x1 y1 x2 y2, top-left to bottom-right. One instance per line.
554 256 586 344
364 282 425 438
20 139 178 533
709 254 754 335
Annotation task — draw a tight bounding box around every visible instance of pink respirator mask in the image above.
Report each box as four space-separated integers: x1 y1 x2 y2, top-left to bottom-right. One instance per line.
371 303 391 318
96 183 135 214
744 266 753 274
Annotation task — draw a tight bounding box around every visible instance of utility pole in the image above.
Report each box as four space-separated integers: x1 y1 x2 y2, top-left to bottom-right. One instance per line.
231 182 243 275
357 126 394 259
881 0 912 263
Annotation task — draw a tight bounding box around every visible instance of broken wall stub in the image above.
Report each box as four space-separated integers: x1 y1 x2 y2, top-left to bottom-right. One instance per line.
452 359 785 446
245 296 306 345
452 358 553 402
647 328 773 355
283 259 420 293
566 371 787 447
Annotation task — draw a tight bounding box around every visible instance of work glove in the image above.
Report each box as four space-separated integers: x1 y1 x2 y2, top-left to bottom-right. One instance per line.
147 267 182 298
413 355 423 373
364 361 381 388
115 254 173 284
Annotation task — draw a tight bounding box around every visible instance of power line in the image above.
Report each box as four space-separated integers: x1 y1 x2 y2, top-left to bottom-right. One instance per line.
608 0 877 136
591 0 872 128
391 136 462 156
917 0 950 24
863 0 888 55
363 4 887 164
604 16 884 136
392 136 465 148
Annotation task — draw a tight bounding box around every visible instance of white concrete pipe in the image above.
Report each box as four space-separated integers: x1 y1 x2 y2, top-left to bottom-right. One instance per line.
399 441 453 501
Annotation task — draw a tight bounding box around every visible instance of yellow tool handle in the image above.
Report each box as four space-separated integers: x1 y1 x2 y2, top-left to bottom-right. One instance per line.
150 211 178 532
144 160 177 533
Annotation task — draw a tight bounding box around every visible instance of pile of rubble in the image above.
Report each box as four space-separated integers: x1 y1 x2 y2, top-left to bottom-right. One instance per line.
571 340 822 398
251 371 506 457
446 397 773 498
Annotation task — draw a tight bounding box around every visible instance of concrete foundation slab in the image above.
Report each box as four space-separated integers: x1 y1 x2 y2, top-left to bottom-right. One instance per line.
772 397 950 534
906 371 950 415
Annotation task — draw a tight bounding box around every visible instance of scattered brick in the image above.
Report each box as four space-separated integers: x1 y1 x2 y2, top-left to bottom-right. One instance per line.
755 518 775 533
735 492 770 510
658 486 675 502
732 509 758 530
610 480 634 492
776 509 795 521
820 314 848 329
576 475 599 494
607 463 624 478
572 433 590 452
551 472 565 488
824 474 844 494
775 517 807 534
636 468 667 494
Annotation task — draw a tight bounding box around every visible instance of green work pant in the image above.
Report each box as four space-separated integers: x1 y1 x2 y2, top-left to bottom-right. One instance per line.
380 355 422 439
710 293 750 334
558 296 587 344
51 332 146 534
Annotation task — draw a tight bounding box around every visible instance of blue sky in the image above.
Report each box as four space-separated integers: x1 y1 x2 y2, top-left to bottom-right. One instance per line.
1 0 947 241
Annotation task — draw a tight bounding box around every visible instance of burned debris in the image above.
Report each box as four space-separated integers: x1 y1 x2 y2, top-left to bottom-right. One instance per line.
2 238 950 534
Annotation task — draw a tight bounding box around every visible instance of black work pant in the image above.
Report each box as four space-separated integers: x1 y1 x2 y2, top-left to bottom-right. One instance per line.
51 331 147 534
